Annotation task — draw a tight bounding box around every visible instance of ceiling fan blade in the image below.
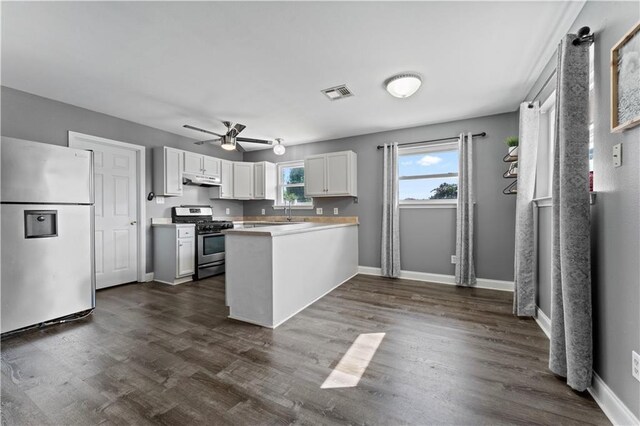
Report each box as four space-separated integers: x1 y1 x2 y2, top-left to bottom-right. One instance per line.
183 124 224 137
194 138 221 145
235 143 246 153
233 123 246 135
236 137 272 145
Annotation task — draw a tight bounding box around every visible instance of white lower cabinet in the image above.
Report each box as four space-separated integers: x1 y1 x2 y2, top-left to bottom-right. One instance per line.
152 224 195 285
177 237 195 277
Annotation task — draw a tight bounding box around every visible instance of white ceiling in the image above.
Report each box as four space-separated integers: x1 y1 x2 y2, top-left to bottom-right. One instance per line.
1 1 584 150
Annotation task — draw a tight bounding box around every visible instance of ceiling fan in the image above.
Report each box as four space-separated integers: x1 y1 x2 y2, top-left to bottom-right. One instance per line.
183 121 273 152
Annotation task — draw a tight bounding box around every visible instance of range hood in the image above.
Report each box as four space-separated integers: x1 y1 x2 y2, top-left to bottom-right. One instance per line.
182 172 221 186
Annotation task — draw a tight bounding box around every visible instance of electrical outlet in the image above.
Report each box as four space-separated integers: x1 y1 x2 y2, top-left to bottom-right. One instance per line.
155 196 165 204
613 143 622 167
316 208 323 215
225 208 230 215
451 255 457 264
261 209 265 215
632 351 640 382
334 208 339 215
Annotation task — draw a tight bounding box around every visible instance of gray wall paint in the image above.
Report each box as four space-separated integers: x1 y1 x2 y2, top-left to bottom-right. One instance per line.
527 1 640 417
1 86 244 273
244 112 518 281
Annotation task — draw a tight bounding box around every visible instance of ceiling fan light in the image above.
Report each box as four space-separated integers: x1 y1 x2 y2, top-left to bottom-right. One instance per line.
273 138 286 156
385 73 422 98
221 135 236 150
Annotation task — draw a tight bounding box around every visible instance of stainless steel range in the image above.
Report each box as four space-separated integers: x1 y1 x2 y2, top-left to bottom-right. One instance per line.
171 206 233 280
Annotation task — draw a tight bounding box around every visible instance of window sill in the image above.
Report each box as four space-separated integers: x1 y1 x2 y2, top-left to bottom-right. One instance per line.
400 201 457 209
272 205 315 210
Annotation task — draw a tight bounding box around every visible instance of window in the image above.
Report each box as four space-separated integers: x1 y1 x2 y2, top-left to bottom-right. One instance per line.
536 43 594 198
535 91 556 198
275 161 312 207
398 142 459 204
588 42 595 174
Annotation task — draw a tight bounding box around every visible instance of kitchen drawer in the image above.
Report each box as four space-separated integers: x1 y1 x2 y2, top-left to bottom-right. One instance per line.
178 227 194 238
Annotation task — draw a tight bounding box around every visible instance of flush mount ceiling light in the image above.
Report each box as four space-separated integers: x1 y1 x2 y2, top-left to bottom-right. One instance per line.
273 138 286 155
220 135 236 151
385 73 422 98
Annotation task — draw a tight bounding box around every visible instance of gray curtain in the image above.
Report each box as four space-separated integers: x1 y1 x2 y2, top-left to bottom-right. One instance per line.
381 143 400 278
549 34 592 392
513 102 540 316
455 133 476 286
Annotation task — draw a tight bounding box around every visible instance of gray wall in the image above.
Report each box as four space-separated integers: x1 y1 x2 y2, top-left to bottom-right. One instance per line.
527 1 640 417
1 86 244 273
244 112 518 281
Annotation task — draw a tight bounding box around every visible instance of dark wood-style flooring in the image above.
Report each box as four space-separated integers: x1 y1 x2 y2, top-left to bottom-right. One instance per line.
1 274 609 425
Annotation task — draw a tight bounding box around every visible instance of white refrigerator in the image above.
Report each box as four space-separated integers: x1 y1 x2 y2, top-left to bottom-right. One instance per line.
1 137 96 334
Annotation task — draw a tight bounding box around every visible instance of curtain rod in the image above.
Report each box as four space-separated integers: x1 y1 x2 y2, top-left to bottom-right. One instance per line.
376 132 487 150
528 69 557 108
528 26 594 108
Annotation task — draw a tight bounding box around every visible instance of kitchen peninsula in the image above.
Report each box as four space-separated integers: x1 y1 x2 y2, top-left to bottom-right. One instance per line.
223 220 358 328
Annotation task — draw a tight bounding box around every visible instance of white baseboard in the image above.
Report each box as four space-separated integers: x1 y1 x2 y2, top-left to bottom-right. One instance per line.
535 307 551 339
154 276 192 286
143 272 154 282
589 373 640 426
534 308 638 426
357 266 513 292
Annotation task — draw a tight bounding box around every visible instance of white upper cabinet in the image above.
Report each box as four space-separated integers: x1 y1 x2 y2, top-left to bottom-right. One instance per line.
183 152 221 179
253 162 276 200
210 160 234 199
153 147 183 196
233 162 254 199
304 156 326 197
183 151 203 174
203 156 221 178
304 151 357 197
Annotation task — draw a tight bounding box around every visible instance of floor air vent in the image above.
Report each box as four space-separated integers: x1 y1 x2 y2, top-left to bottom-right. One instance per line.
321 85 354 101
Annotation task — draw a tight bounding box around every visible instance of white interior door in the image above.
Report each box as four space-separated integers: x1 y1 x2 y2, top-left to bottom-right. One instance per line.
70 138 138 289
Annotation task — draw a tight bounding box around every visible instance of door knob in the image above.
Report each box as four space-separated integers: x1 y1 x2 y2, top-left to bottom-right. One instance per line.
130 221 137 225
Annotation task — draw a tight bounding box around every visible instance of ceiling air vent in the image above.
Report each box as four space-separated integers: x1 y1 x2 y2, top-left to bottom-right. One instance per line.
321 84 354 101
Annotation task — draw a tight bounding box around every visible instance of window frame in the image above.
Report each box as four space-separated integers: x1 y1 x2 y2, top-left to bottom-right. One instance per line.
273 160 313 209
535 90 557 199
398 141 459 208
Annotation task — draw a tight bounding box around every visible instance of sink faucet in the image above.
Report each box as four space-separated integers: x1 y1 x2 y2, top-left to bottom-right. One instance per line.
286 200 293 222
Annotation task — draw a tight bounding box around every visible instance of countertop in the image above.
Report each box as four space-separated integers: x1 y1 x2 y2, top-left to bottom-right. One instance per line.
223 221 358 237
151 221 194 228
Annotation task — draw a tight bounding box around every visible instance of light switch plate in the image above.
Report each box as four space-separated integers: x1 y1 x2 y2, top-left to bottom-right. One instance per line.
334 208 339 215
261 209 265 215
613 143 622 167
451 255 457 264
632 351 640 382
316 208 323 215
156 196 165 204
225 208 230 215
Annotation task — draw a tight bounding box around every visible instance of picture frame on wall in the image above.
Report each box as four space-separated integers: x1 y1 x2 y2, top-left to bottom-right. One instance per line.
611 21 640 133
